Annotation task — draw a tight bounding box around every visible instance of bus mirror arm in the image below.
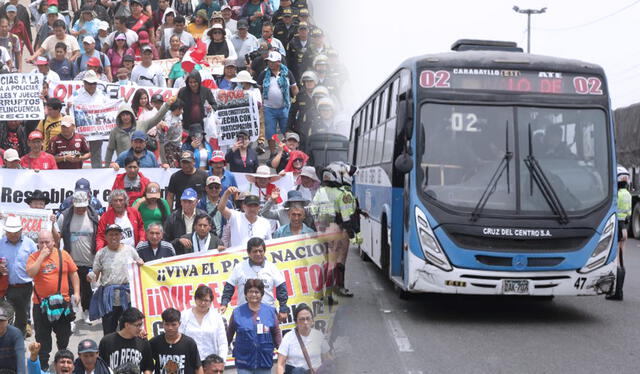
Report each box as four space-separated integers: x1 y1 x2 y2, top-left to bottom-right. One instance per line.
395 151 414 174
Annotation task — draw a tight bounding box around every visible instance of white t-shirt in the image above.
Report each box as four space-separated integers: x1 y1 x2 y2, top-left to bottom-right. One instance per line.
115 213 135 247
131 63 167 87
105 29 139 48
227 210 272 249
279 329 330 370
265 76 284 109
179 307 228 360
228 258 284 307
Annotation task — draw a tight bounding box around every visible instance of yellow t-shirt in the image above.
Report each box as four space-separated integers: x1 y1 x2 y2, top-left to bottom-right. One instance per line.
37 116 63 150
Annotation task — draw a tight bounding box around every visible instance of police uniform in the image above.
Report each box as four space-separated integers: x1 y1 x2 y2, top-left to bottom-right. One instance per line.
617 187 632 241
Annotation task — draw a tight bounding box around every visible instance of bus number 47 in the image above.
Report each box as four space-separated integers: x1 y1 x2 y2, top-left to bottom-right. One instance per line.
574 277 587 290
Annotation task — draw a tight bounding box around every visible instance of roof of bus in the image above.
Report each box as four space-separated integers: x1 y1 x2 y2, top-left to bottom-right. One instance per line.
402 50 605 75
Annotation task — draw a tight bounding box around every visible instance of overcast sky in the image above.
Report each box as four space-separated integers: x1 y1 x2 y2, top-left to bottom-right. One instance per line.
314 0 640 113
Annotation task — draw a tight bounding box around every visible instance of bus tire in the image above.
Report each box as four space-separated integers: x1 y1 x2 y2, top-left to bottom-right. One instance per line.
394 284 412 300
632 203 640 239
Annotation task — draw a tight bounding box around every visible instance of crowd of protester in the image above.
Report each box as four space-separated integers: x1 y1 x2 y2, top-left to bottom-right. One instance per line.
0 0 360 373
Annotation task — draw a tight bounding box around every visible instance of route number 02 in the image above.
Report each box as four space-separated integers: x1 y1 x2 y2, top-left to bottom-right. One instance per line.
573 76 603 95
420 70 451 88
451 112 479 132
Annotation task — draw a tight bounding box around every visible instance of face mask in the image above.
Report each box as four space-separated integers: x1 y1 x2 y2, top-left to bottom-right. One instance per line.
118 79 129 85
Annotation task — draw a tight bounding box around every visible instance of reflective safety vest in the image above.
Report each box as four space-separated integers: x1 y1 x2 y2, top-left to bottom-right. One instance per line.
617 188 632 221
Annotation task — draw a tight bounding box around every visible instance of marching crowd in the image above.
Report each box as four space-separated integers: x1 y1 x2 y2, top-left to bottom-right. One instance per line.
0 0 358 373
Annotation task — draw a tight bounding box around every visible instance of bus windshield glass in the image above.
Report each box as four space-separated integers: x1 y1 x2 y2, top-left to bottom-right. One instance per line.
418 103 610 216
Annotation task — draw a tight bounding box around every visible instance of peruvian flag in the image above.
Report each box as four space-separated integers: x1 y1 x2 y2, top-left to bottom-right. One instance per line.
181 39 207 73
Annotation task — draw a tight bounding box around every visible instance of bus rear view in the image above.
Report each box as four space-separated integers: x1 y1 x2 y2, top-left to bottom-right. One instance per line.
351 39 617 297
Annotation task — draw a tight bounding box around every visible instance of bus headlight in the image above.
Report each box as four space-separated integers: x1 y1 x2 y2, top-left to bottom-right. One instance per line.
579 214 616 274
415 207 452 271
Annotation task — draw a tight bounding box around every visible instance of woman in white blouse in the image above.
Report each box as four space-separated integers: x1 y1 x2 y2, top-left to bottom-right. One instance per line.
179 285 229 361
276 304 331 374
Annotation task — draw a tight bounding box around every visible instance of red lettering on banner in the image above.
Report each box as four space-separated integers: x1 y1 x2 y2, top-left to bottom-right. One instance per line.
309 264 323 292
283 269 294 296
119 86 136 102
295 267 309 294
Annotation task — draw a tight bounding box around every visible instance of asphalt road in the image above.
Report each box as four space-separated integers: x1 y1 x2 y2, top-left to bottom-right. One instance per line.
329 239 640 374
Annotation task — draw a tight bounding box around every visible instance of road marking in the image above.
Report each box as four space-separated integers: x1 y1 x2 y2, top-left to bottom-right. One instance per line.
387 318 414 352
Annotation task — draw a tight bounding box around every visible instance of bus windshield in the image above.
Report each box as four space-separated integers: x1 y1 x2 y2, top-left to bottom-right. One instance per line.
418 103 610 216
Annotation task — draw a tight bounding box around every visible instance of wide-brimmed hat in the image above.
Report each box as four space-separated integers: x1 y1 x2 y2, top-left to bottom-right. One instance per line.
246 165 282 184
298 166 320 182
25 189 50 205
283 190 309 208
231 70 256 84
82 70 100 84
3 215 22 233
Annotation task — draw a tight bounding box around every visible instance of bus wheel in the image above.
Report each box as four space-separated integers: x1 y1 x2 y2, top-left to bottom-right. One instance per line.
394 284 411 300
359 246 371 262
532 295 554 301
632 203 640 238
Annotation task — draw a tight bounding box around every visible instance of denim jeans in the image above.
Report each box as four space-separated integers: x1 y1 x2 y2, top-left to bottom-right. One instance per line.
236 368 272 374
264 106 290 139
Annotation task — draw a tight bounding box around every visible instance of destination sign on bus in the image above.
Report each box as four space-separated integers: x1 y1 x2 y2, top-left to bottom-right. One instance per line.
419 68 605 95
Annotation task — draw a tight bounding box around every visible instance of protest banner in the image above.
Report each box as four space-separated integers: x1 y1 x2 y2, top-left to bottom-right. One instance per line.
128 232 340 362
0 208 52 242
73 99 123 141
212 89 260 146
0 73 45 121
148 58 179 78
0 168 295 212
49 81 178 108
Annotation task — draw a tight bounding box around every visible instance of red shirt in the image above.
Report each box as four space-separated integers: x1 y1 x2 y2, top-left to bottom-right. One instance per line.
48 133 90 169
20 152 58 170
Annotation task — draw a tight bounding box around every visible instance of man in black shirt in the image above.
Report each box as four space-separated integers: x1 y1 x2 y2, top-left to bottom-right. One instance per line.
166 151 208 210
150 308 201 374
99 308 154 374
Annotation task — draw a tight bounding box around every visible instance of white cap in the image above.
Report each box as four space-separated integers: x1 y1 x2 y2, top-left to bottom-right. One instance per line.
72 191 89 207
83 35 96 44
3 148 19 162
265 51 282 62
82 70 100 84
98 21 109 31
3 215 22 233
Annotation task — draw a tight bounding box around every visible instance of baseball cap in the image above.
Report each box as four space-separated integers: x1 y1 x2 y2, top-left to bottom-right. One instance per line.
150 94 164 103
3 215 22 233
83 35 96 44
265 51 282 62
145 183 161 199
6 4 17 13
75 178 91 192
244 195 260 206
237 19 249 29
206 175 221 186
237 129 250 138
72 191 89 207
98 21 109 31
297 21 309 29
123 54 135 62
28 131 43 141
209 150 225 163
0 306 9 321
285 132 300 142
139 31 150 44
61 116 75 127
212 11 223 20
221 4 231 11
131 130 147 141
35 56 49 66
47 5 59 14
82 70 100 84
105 224 123 234
180 150 195 162
3 149 19 162
86 57 101 67
115 33 127 41
141 45 153 53
78 339 99 354
180 188 197 201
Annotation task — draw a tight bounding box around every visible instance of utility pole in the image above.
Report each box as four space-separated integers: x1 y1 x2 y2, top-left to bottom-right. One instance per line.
513 6 547 53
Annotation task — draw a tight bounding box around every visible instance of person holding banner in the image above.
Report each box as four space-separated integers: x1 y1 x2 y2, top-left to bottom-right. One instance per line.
70 70 108 168
20 131 58 171
177 71 217 128
226 278 282 374
179 286 228 366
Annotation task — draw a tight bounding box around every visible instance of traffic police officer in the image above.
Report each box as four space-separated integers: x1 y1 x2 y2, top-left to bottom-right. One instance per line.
608 166 632 300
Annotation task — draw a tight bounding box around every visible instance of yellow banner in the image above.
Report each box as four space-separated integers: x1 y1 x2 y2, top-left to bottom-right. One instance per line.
129 233 340 339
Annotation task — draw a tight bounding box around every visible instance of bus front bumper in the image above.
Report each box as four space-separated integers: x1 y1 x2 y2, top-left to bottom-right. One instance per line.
406 251 617 296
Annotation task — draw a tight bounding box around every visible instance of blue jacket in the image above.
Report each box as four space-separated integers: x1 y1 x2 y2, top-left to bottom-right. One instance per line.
182 142 213 169
231 303 277 370
89 284 130 321
208 169 238 194
116 149 159 168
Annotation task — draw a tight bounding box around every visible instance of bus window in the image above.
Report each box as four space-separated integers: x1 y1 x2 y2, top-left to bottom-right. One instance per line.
383 118 396 162
399 69 411 92
367 127 378 165
375 124 385 164
381 86 390 121
390 78 399 117
372 97 379 127
361 132 370 166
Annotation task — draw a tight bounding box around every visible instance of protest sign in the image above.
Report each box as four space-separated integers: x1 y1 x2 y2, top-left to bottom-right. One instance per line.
204 55 225 75
0 208 52 242
0 73 45 121
213 89 260 146
148 58 179 78
128 233 339 356
0 168 295 212
49 81 178 108
73 99 123 141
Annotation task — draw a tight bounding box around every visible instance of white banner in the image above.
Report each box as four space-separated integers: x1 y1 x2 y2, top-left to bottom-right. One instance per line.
213 90 260 146
49 81 178 107
73 99 123 141
0 73 45 121
0 208 52 242
0 168 296 212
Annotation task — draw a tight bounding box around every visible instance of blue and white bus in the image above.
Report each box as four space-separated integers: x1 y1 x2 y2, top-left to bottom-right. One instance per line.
349 40 617 297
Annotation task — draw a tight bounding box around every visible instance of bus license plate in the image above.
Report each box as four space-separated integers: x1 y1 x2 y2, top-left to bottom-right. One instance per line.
503 279 529 295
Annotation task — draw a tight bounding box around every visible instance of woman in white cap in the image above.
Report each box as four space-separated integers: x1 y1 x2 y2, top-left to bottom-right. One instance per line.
70 6 99 54
295 165 320 201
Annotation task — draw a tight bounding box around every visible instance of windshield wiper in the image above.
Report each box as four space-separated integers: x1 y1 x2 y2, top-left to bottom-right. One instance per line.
523 123 569 224
470 121 513 221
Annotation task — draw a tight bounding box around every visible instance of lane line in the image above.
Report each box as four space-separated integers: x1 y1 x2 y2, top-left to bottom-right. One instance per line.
387 318 415 352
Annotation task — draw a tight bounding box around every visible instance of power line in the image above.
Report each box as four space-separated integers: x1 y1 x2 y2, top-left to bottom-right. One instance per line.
533 0 640 31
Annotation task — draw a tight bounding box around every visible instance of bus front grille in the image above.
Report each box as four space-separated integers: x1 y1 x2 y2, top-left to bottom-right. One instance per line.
445 232 591 253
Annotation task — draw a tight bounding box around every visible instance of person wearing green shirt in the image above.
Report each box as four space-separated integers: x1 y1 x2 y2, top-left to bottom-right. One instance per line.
132 182 171 230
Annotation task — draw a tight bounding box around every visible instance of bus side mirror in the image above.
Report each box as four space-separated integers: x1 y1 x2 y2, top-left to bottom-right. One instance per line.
397 91 413 140
395 152 413 174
